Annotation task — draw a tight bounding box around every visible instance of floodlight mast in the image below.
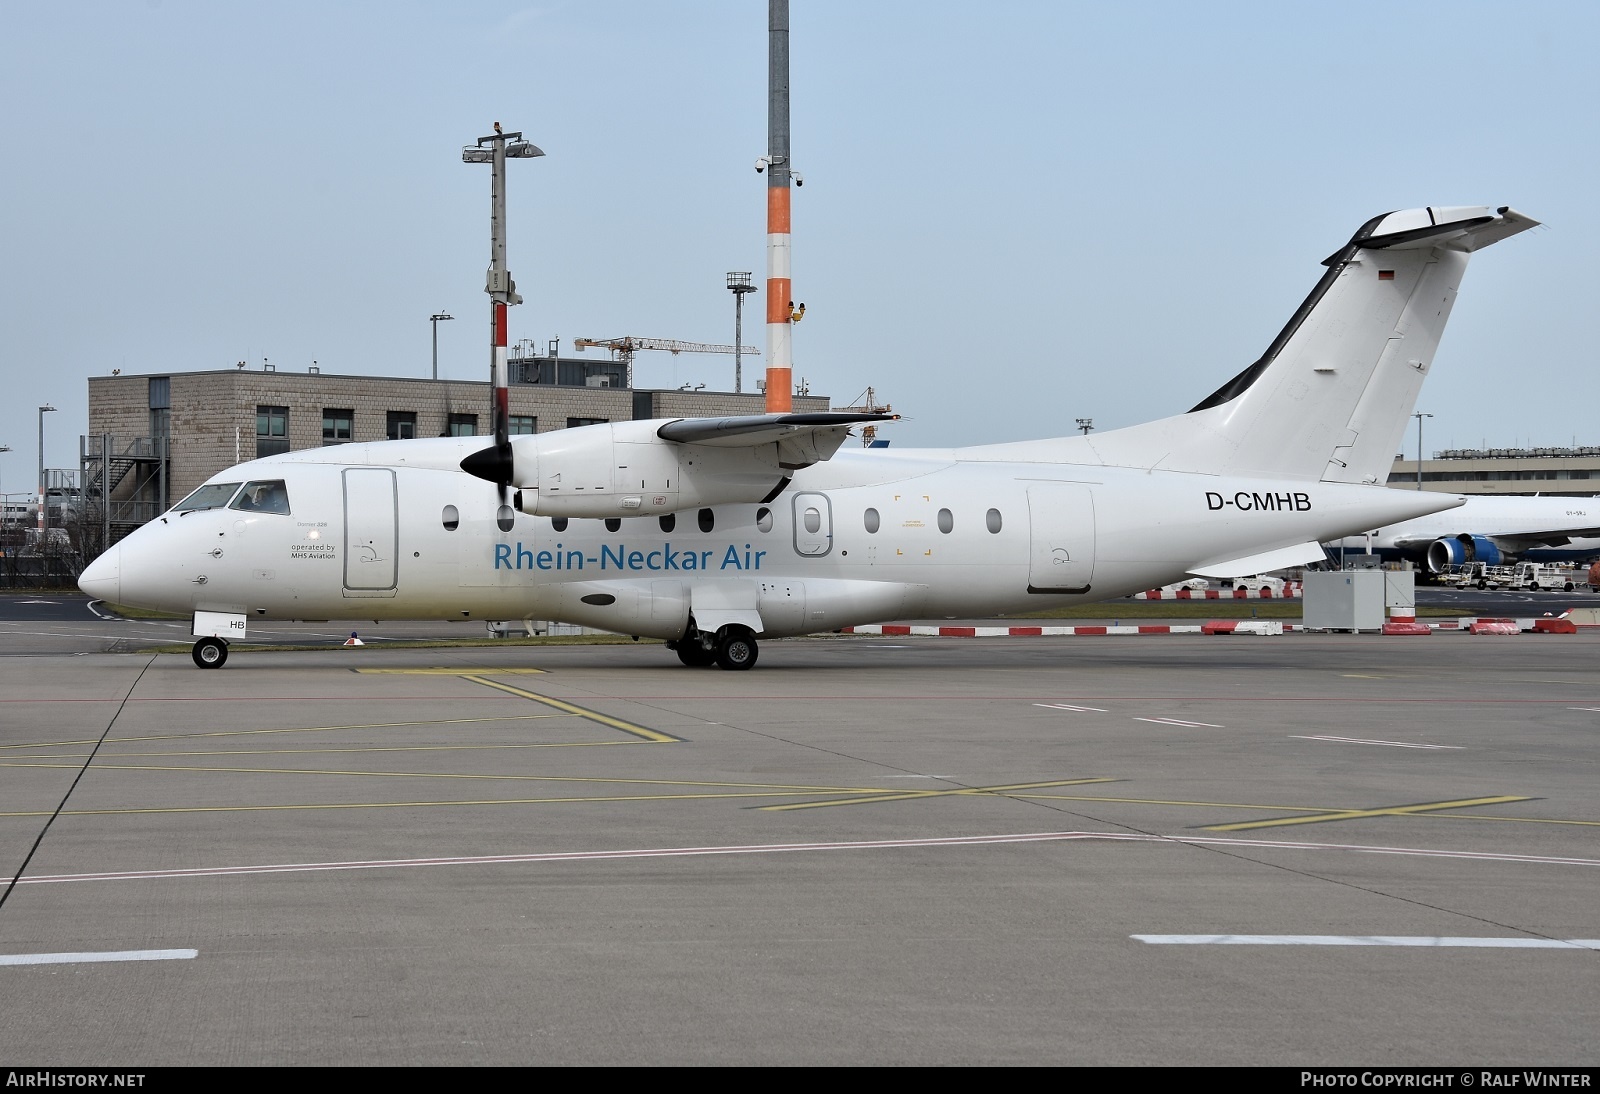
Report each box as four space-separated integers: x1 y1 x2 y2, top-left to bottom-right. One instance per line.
462 127 543 448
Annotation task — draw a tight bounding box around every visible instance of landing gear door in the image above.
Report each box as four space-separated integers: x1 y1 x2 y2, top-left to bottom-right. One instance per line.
792 492 833 558
343 467 398 596
1026 482 1095 593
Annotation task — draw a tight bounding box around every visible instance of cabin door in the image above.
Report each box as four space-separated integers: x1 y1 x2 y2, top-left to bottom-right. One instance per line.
343 468 398 596
1026 482 1095 593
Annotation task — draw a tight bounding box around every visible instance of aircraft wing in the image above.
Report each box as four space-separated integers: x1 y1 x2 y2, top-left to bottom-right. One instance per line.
658 412 896 470
1393 526 1600 552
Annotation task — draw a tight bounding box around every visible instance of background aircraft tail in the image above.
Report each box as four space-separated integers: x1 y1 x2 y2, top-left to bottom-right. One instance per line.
1077 206 1537 482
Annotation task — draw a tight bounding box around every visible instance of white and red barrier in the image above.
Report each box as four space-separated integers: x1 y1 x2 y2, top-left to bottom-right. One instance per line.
1131 582 1302 600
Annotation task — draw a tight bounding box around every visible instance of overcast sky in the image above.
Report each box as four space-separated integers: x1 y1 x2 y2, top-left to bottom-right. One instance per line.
3 1 1596 489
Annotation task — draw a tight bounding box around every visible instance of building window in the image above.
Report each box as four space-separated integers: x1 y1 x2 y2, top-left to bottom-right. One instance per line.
567 417 607 429
322 409 354 444
256 406 289 458
148 377 171 438
509 415 536 435
447 413 478 437
387 411 417 440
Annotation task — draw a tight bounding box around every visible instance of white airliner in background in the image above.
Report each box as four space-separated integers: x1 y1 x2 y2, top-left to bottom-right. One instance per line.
1326 494 1600 573
79 205 1537 669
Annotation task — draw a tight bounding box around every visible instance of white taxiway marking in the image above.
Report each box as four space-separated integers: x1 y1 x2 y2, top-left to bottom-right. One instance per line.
0 948 198 966
1132 935 1600 949
1136 717 1224 728
1291 735 1462 750
1035 703 1109 712
1569 708 1600 713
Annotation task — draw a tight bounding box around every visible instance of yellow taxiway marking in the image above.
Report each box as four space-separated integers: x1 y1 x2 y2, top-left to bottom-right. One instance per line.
0 774 964 818
459 676 679 743
4 742 637 760
0 715 576 751
1202 794 1533 832
760 777 1118 812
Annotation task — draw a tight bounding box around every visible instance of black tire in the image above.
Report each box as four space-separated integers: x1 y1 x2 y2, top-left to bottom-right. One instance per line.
714 630 759 671
675 642 715 668
1565 582 1575 592
192 637 228 669
1530 583 1541 592
1476 579 1487 590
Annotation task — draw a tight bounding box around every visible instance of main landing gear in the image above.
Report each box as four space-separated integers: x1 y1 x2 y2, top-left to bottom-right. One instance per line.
668 624 759 671
192 637 229 669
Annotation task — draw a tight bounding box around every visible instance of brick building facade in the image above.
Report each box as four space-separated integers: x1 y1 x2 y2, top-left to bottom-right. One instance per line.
84 365 832 537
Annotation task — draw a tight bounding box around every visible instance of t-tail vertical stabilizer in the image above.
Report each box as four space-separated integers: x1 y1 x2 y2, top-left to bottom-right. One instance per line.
1068 206 1538 482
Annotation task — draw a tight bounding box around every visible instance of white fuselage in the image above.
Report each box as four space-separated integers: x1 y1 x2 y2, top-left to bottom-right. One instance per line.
89 436 1458 639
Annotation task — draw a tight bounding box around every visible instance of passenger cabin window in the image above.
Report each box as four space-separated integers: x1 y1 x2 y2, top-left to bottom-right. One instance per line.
756 507 772 533
986 508 1003 534
230 480 291 515
604 518 621 532
551 517 568 532
698 508 715 533
175 482 243 512
937 508 953 534
659 514 675 533
863 507 880 534
441 505 459 531
803 507 822 534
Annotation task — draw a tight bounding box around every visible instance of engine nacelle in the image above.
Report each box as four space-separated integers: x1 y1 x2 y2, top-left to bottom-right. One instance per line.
1426 534 1505 573
508 419 787 519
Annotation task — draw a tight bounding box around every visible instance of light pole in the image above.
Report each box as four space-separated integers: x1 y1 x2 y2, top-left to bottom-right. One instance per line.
38 405 56 535
430 312 454 380
1076 418 1094 435
727 272 756 393
0 444 10 531
1413 412 1433 489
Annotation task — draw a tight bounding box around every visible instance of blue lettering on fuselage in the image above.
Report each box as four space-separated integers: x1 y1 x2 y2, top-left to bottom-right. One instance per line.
494 541 767 572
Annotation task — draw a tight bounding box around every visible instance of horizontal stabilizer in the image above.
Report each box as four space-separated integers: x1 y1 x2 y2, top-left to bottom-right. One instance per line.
1188 541 1329 579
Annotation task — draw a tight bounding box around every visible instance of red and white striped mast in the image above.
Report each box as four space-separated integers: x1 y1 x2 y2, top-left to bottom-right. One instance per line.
763 0 797 413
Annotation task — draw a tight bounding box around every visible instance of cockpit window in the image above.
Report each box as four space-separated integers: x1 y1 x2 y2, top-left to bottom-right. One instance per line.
174 482 243 512
230 480 291 515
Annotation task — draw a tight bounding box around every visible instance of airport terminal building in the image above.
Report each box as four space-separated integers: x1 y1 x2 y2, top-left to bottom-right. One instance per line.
1386 447 1600 497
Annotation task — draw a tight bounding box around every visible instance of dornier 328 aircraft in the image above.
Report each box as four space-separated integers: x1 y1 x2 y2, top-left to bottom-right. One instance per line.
80 205 1537 670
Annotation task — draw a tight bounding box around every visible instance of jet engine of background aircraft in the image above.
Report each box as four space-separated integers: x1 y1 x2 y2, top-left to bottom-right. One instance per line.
1426 534 1507 573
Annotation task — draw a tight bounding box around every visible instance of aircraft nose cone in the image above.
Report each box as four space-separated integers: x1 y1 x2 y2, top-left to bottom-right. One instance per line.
79 545 121 604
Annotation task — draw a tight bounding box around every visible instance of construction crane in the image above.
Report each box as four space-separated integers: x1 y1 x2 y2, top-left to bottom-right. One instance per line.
571 337 759 390
837 387 894 447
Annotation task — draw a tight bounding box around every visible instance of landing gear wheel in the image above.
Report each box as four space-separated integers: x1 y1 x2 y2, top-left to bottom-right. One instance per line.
675 642 715 668
192 637 228 669
714 629 759 671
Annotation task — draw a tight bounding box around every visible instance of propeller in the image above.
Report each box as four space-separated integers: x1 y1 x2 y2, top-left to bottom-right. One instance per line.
459 299 518 532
